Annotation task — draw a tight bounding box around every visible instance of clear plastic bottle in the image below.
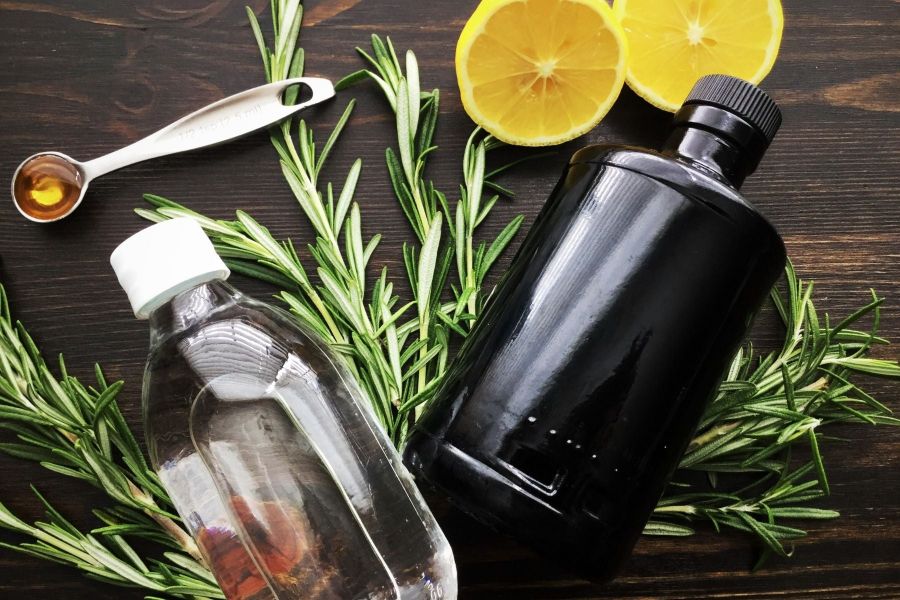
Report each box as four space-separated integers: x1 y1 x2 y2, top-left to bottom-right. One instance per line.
111 218 457 600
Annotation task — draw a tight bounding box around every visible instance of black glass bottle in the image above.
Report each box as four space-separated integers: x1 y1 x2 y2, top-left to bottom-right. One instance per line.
403 75 786 580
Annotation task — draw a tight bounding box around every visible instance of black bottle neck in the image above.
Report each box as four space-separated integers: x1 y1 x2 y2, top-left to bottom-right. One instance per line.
148 279 237 344
661 104 769 189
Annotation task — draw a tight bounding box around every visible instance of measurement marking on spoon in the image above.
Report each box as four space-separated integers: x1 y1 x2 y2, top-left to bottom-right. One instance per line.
175 103 266 143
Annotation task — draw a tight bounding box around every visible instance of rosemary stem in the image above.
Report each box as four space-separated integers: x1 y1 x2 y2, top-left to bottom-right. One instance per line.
416 315 429 401
128 481 204 565
687 421 741 452
314 291 349 344
411 180 431 237
800 376 829 392
465 229 476 322
653 505 698 515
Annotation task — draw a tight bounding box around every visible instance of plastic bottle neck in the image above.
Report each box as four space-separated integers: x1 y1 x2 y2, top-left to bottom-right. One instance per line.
148 279 236 344
661 104 768 189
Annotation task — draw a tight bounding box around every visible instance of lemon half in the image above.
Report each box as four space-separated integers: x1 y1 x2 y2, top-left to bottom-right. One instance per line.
456 0 629 146
613 0 783 112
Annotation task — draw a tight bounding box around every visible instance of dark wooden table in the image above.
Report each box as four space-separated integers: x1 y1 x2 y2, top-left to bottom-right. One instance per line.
1 1 898 598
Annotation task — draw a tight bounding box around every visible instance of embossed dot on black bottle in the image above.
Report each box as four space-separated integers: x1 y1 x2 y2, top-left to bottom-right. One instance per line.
404 75 786 581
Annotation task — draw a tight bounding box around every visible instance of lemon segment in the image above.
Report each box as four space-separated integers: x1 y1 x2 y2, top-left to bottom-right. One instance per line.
613 0 783 112
456 0 629 146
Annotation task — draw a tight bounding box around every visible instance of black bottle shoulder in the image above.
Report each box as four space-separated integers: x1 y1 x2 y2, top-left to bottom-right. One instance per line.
570 145 783 248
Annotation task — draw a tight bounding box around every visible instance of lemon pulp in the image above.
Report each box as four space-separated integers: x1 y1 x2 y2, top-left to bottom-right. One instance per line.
457 0 629 146
613 0 783 111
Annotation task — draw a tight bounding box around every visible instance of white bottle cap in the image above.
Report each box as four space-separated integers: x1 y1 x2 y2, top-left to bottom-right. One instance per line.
110 218 230 319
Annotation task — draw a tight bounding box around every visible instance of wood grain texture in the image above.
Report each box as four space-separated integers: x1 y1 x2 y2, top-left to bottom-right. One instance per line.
0 0 898 598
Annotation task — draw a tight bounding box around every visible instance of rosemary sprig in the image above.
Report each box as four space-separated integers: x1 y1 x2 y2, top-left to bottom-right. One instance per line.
338 36 527 326
335 35 528 429
342 36 457 408
0 283 221 598
646 261 899 562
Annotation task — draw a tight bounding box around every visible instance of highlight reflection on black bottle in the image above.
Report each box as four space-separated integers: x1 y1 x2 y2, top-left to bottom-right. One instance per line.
404 75 787 580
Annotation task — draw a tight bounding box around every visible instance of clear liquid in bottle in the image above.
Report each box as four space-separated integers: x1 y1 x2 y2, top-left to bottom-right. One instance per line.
112 219 457 600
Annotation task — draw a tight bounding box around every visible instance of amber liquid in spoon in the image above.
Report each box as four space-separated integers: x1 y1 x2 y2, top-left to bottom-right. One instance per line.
13 154 84 221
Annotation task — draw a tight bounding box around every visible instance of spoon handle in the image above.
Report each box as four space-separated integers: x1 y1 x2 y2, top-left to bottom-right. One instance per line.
80 77 334 180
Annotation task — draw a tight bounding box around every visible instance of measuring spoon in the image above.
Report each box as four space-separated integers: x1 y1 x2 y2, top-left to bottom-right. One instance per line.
11 77 335 223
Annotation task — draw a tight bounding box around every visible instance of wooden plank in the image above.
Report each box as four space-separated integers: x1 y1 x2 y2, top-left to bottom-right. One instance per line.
0 0 897 597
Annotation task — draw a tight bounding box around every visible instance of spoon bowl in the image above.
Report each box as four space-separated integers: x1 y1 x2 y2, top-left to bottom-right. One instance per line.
11 77 334 224
12 151 89 223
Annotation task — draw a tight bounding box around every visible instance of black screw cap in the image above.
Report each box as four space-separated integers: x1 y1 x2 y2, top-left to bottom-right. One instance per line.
683 75 782 145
